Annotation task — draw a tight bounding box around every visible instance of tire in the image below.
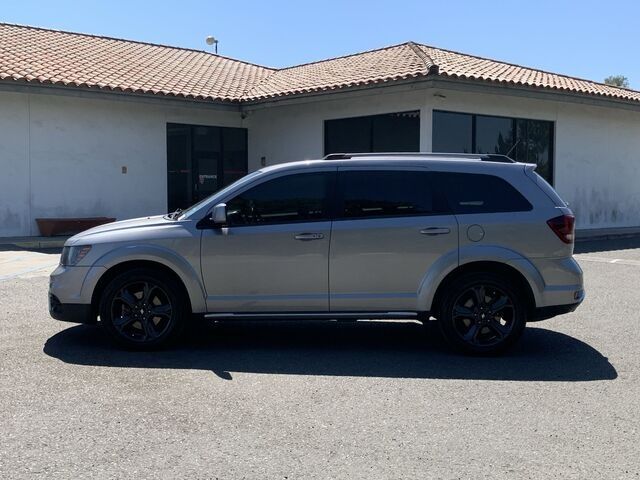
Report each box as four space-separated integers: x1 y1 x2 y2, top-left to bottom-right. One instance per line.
437 272 526 355
99 267 188 350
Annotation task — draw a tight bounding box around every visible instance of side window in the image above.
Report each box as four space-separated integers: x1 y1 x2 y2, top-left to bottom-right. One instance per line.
337 170 442 219
435 172 532 214
225 172 331 226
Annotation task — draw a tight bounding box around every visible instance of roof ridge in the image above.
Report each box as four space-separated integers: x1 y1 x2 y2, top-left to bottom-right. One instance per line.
406 41 439 75
273 41 415 72
415 41 640 95
0 21 276 71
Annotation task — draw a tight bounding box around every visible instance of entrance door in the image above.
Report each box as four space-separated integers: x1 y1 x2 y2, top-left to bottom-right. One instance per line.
166 123 248 212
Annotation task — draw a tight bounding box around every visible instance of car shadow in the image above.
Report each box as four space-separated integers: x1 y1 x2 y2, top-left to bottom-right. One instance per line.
44 321 616 382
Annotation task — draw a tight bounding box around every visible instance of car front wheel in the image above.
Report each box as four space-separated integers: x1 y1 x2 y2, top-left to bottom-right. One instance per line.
99 267 187 349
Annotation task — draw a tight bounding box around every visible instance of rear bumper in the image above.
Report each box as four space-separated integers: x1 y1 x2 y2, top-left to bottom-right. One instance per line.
49 294 94 324
529 299 582 322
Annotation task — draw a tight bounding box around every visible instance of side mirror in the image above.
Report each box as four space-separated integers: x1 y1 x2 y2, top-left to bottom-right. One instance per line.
197 203 227 229
212 203 227 224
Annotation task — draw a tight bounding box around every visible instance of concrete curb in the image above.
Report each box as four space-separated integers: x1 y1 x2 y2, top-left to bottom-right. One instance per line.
0 236 68 249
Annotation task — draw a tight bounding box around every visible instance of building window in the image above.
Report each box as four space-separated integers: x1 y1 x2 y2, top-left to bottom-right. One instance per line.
167 123 248 212
324 111 420 155
432 110 554 184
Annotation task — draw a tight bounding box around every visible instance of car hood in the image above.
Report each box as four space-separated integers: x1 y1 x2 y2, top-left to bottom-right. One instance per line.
65 215 181 246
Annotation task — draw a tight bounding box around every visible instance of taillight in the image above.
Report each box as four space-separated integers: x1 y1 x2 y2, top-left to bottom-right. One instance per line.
547 214 575 244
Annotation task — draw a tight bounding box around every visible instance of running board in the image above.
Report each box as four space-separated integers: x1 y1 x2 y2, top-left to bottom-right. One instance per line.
203 311 419 321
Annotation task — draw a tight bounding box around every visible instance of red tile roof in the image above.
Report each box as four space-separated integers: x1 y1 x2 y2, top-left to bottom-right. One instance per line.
1 23 639 105
0 23 274 102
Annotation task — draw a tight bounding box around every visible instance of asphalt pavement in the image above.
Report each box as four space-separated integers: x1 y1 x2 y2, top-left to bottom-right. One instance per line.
0 242 639 479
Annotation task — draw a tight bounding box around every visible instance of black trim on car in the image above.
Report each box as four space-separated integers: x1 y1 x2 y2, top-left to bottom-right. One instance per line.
528 302 581 322
49 295 95 324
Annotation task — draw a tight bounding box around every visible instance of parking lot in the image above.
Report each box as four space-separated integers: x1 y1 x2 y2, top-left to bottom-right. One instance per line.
1 240 639 479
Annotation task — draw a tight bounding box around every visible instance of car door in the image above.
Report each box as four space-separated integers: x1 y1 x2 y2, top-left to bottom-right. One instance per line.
329 167 458 312
200 168 336 313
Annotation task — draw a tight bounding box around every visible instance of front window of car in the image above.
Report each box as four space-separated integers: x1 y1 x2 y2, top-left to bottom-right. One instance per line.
225 172 332 226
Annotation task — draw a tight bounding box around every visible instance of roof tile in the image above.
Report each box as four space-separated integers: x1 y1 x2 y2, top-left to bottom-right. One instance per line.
1 23 639 105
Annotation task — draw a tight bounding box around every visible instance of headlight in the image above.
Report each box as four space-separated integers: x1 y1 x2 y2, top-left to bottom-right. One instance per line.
60 245 92 266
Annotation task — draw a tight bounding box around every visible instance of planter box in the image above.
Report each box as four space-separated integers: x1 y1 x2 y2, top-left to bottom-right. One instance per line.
35 217 116 237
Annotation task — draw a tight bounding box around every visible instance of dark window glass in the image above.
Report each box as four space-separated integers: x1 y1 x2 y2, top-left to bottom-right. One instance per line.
432 111 554 184
338 170 440 219
166 124 248 212
432 111 473 153
226 173 330 226
435 172 532 214
324 111 420 155
475 115 516 155
167 125 192 213
371 112 420 152
222 128 249 186
324 116 371 154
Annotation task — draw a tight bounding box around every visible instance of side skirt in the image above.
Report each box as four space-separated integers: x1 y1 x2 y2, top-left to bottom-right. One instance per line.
203 311 423 321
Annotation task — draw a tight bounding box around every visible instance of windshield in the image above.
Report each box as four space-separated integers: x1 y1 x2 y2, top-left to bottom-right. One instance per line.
178 170 265 219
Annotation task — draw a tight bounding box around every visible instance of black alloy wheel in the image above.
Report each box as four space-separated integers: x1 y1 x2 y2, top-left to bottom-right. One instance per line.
99 268 187 349
439 273 526 354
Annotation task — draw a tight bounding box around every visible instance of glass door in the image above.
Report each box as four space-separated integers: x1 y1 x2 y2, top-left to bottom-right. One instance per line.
167 123 248 212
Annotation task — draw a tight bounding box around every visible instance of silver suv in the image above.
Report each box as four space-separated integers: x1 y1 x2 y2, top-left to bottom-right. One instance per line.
49 153 584 354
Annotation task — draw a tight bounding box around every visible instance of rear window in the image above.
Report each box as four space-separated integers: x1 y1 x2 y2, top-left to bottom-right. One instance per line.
435 172 532 214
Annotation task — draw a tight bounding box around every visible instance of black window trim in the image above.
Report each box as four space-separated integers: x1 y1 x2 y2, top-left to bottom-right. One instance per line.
432 109 555 185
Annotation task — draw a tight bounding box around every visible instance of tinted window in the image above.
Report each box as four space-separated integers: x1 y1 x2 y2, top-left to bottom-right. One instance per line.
324 111 420 154
432 111 554 184
166 123 248 212
338 170 441 219
435 172 532 214
432 111 473 153
226 173 331 226
475 115 515 155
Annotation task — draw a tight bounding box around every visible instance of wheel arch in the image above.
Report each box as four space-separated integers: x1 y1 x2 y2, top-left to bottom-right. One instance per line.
88 245 207 317
429 261 537 318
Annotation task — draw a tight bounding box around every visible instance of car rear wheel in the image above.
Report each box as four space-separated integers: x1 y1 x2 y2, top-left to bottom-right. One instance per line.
99 268 187 349
438 272 526 355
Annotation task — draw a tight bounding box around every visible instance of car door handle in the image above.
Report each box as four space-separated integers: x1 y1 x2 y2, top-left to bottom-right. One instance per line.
420 227 451 236
294 232 325 241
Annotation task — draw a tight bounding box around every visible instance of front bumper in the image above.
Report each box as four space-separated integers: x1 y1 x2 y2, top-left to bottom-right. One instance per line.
49 294 94 323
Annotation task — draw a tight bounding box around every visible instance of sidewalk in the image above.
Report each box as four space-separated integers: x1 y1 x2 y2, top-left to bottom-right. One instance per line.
0 236 69 250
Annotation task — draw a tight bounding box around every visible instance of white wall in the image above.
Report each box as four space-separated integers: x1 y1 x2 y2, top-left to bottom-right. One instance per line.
246 86 640 230
2 84 639 237
0 90 243 236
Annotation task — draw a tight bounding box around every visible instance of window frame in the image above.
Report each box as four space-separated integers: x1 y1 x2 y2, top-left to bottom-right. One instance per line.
432 110 555 185
333 167 450 221
223 169 337 228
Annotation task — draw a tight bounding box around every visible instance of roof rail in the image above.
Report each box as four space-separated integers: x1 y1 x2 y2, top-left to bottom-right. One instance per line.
322 152 516 163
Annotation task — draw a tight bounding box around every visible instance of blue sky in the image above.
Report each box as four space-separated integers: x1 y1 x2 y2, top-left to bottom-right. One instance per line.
3 0 639 89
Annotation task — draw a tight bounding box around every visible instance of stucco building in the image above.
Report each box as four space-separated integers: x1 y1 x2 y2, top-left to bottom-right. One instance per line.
1 23 639 237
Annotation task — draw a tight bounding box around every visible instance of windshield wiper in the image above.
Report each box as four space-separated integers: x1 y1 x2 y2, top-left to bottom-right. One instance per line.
166 208 182 220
